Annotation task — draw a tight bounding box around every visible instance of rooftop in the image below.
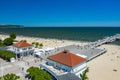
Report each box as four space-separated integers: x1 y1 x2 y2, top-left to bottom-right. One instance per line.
48 50 86 67
13 40 32 48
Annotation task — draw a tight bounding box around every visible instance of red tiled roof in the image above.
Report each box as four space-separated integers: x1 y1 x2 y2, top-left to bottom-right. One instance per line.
48 50 86 67
13 40 32 48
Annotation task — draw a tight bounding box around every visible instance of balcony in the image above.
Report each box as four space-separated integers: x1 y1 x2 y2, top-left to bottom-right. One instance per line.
40 63 68 78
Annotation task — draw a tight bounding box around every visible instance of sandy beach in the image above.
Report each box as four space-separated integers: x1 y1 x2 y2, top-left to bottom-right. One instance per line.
0 34 88 48
0 34 120 80
87 44 120 80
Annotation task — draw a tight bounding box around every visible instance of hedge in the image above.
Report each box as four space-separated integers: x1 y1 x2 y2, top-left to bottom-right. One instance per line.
0 50 15 61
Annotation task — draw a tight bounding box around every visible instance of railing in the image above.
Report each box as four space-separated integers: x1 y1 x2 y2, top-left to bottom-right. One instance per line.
12 49 34 54
86 34 120 48
40 64 59 79
87 48 107 61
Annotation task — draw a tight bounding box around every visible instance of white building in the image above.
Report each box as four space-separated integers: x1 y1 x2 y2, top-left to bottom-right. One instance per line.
40 50 87 77
10 40 34 58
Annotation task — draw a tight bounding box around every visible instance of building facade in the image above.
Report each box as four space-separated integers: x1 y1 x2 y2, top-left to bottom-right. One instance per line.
40 50 87 77
10 40 34 58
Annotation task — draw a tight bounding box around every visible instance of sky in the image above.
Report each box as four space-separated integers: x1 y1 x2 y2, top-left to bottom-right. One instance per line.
0 0 120 27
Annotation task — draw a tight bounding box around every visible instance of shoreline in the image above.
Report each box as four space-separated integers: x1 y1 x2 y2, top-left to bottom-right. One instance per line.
0 34 88 48
0 34 120 80
1 32 120 46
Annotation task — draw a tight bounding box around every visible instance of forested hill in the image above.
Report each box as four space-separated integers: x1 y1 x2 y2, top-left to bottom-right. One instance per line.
0 25 24 28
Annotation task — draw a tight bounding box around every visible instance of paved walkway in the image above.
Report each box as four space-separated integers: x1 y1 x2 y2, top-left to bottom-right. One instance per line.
0 56 43 80
40 44 106 61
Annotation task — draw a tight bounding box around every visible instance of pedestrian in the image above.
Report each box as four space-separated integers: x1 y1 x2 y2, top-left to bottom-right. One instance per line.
27 62 29 65
35 59 36 63
22 67 24 71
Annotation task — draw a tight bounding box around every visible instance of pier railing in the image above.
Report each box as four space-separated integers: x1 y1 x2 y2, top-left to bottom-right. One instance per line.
86 34 120 48
40 34 120 61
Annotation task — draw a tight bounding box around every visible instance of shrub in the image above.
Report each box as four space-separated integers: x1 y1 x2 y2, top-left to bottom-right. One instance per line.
3 38 14 46
0 73 20 80
27 67 51 80
9 33 16 39
0 50 15 61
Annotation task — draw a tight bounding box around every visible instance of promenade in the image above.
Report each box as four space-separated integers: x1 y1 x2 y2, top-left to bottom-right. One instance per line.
0 56 42 80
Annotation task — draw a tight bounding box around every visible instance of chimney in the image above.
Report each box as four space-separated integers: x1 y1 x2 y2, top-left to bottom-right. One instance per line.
63 50 69 54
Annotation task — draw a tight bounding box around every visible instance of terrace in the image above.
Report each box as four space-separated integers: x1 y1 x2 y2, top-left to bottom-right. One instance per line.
40 62 68 78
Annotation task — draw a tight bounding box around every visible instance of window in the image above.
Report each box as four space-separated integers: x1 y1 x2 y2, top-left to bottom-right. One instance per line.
23 48 27 50
29 47 32 49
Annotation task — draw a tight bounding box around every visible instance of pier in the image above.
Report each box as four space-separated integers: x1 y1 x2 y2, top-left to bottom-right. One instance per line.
86 34 120 48
40 34 120 61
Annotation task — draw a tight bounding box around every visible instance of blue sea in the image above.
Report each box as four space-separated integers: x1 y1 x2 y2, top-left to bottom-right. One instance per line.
0 27 120 45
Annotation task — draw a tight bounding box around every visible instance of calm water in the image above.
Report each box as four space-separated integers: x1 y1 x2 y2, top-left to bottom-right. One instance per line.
0 27 120 45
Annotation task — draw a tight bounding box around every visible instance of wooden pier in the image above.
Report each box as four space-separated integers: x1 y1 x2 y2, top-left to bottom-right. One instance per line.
40 34 120 61
86 34 120 48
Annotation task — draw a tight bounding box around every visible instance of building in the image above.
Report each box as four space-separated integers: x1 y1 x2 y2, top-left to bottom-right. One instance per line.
57 73 81 80
40 50 87 79
10 40 34 58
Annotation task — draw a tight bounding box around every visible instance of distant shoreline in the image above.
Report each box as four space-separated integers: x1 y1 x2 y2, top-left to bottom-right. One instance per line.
0 24 24 28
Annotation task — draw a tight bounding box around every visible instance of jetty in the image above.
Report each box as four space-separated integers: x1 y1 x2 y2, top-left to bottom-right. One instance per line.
39 34 120 61
86 34 120 48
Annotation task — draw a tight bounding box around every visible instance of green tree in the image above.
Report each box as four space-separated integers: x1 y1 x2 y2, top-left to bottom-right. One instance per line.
9 33 16 39
39 43 43 48
35 42 39 48
3 38 14 46
32 42 35 46
27 66 51 80
80 67 89 80
0 50 15 61
0 40 3 46
0 73 20 80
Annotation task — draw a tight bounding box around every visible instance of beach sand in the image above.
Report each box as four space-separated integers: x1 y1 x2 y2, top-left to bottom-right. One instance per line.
0 34 88 48
87 44 120 80
0 34 120 80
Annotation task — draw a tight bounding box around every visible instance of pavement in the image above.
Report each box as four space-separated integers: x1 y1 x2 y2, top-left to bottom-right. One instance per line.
0 44 106 80
0 55 43 80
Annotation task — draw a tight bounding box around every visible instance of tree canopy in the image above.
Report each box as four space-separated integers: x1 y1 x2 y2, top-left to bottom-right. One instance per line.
27 67 51 80
0 33 17 47
80 67 89 80
9 33 16 39
3 37 14 46
0 73 20 80
32 42 43 48
0 50 15 61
